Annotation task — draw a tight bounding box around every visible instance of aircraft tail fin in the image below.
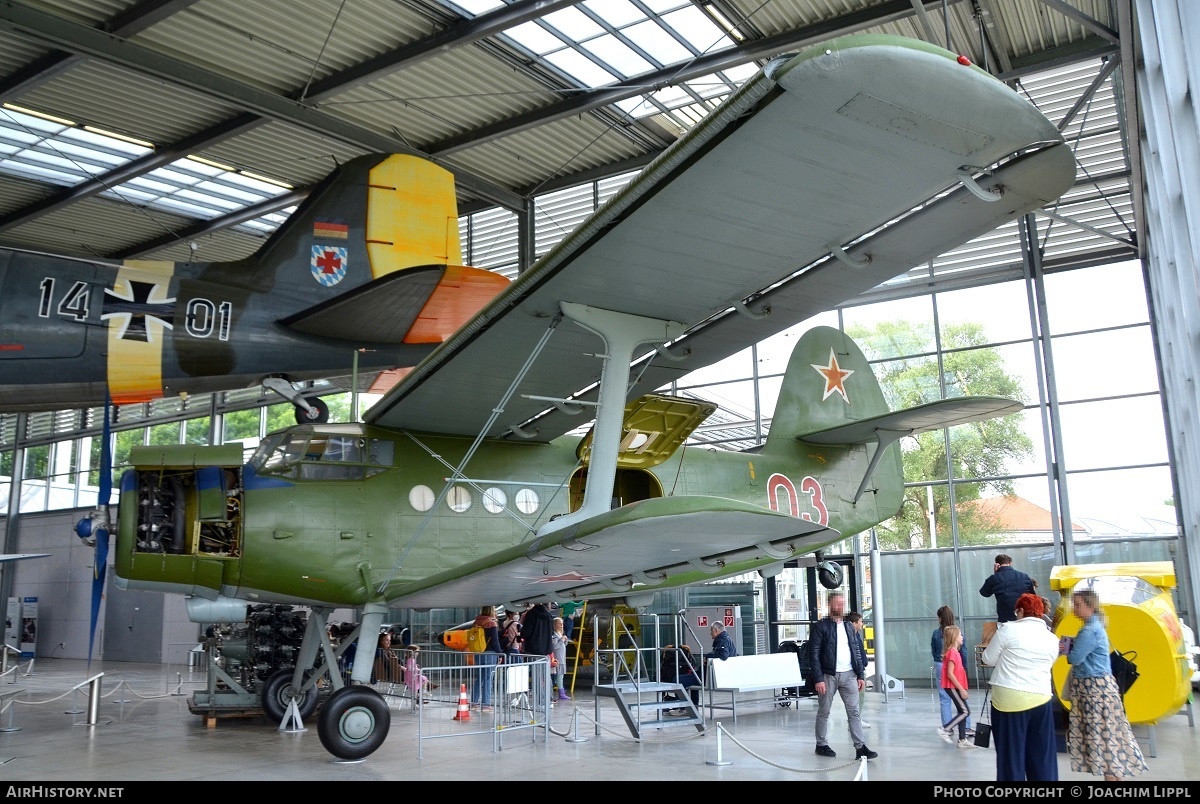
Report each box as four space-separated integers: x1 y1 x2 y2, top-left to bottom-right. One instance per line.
764 326 892 449
255 153 508 342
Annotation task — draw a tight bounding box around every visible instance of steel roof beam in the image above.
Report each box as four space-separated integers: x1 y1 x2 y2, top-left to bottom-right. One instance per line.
0 113 264 233
114 186 310 260
1035 0 1120 44
0 0 525 211
0 0 199 100
300 0 580 102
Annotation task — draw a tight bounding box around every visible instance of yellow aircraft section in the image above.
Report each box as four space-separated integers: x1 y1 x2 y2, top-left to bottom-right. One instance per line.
1049 562 1189 725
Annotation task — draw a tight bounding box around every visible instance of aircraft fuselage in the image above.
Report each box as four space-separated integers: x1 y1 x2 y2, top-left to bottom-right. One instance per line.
114 419 899 610
0 249 434 410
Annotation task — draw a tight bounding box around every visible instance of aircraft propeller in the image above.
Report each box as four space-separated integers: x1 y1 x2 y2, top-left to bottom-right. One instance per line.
73 398 113 667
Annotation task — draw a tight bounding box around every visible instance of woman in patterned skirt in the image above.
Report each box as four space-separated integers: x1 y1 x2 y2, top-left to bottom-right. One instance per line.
1065 588 1148 781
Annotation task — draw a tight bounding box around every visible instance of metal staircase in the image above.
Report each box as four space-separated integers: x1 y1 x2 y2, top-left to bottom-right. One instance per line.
589 611 705 737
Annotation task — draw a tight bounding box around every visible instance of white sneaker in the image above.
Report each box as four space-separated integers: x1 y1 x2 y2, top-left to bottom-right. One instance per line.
861 721 872 728
957 738 976 749
937 727 954 744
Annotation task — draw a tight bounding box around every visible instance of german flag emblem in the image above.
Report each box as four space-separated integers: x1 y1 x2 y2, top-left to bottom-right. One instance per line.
313 220 349 239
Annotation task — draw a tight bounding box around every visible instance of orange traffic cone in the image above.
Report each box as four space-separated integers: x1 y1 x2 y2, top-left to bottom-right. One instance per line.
452 683 471 721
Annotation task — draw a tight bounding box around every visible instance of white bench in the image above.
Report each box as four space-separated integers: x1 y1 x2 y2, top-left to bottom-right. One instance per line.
700 653 804 722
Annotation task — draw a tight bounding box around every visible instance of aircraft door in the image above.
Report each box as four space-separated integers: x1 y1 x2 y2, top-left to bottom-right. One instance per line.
568 467 663 512
0 255 98 360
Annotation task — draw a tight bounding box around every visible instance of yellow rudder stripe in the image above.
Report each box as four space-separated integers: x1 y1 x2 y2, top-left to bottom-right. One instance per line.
106 260 175 405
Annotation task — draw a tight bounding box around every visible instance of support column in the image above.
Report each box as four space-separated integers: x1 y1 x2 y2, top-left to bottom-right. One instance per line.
537 303 684 536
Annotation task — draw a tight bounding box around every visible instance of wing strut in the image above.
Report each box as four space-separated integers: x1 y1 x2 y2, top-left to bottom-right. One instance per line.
849 428 910 504
537 303 685 538
375 314 564 595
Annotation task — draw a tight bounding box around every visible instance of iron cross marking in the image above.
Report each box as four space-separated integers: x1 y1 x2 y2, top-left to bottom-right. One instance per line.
102 280 176 342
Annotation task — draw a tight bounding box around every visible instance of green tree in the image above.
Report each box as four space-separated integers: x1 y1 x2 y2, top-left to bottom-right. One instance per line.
848 320 1033 550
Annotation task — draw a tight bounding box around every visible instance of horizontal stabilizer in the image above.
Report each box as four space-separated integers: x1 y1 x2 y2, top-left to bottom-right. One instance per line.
381 496 841 609
281 265 508 344
799 396 1024 444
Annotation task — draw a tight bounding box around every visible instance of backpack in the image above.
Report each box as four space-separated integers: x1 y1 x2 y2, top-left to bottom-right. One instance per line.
466 624 488 653
502 620 521 652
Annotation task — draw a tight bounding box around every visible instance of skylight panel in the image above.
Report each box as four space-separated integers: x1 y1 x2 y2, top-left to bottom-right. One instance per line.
193 179 273 204
1 107 69 135
146 166 203 186
19 149 88 176
126 176 178 194
505 20 565 55
543 6 604 40
662 6 733 53
175 188 243 211
153 196 222 218
582 35 654 76
544 49 619 87
57 126 151 156
46 140 128 166
642 0 691 13
622 20 692 64
2 161 77 184
584 0 644 27
220 171 291 195
446 0 504 15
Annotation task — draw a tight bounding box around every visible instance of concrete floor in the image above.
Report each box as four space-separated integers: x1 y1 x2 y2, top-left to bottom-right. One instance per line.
2 658 1198 782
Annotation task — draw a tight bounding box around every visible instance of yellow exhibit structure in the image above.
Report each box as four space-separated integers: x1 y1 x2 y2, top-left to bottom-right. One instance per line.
1049 561 1190 725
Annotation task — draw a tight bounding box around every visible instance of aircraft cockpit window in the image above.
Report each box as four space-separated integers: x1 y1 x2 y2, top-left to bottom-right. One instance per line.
253 428 314 472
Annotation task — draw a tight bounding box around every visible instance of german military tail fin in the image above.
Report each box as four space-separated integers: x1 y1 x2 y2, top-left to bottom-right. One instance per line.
261 153 508 344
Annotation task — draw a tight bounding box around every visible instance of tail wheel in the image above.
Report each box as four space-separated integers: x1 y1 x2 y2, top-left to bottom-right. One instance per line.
318 686 391 761
261 668 319 723
294 397 329 425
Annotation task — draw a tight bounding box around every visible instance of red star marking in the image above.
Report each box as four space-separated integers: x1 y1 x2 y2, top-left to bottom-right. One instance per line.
316 250 342 274
529 570 604 585
811 348 855 403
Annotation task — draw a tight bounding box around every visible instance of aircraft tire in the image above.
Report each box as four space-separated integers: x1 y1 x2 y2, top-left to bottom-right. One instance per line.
318 686 391 760
261 668 319 723
294 397 329 425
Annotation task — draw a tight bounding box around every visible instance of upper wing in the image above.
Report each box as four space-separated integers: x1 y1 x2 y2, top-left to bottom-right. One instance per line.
380 496 840 609
365 35 1074 440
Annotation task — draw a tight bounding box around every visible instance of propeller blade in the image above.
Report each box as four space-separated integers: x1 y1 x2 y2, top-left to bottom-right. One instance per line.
88 398 113 667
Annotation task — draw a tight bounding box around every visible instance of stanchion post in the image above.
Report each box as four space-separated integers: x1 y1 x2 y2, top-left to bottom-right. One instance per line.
565 706 588 743
705 721 732 766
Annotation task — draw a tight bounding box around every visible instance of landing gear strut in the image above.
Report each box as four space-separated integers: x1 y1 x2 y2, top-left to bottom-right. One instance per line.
261 377 329 424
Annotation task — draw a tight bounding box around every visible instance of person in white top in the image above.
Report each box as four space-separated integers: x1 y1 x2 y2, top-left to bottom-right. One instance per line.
980 592 1061 781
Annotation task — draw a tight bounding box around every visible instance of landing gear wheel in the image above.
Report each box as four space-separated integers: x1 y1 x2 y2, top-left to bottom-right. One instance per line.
294 396 329 425
318 686 390 761
261 668 319 723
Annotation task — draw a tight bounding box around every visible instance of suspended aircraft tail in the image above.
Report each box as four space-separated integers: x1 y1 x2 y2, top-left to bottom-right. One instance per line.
761 325 1022 520
255 153 509 345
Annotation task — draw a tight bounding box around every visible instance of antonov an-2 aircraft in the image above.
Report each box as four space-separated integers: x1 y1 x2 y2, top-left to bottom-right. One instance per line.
98 35 1076 760
0 148 510 422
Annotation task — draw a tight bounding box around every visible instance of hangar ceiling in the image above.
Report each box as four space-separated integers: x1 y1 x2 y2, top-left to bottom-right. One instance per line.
0 0 1140 274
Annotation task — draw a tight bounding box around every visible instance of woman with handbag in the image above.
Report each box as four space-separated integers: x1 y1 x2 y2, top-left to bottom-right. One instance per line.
980 593 1061 781
1065 589 1148 781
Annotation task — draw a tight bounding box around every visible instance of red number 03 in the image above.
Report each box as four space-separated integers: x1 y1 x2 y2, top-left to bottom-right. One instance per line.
766 473 828 526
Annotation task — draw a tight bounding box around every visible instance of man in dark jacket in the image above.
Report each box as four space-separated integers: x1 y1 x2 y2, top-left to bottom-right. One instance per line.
810 591 877 760
979 554 1036 623
704 622 738 662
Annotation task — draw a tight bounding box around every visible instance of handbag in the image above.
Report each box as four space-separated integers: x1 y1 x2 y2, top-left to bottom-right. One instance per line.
1110 650 1140 696
973 688 992 748
1060 668 1075 704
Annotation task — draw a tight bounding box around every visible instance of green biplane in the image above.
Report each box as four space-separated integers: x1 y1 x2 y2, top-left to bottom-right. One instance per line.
102 35 1074 760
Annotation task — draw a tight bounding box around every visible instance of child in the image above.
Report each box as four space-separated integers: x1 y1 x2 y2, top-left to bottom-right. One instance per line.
551 617 569 701
404 645 436 703
938 625 974 748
